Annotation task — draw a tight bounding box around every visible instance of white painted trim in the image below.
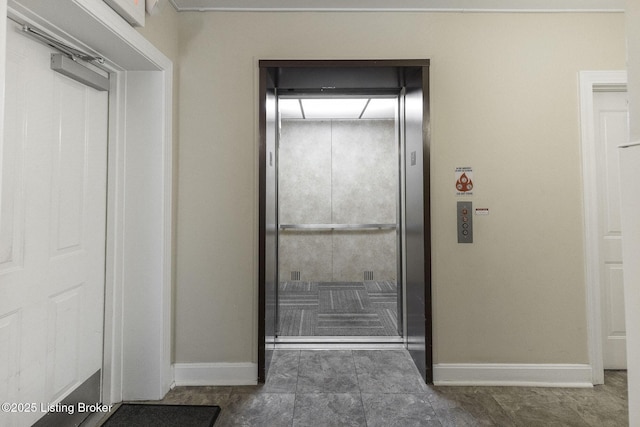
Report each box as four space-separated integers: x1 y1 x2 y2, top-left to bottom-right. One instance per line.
0 2 6 224
103 70 127 404
174 363 258 386
171 0 624 12
578 70 627 386
433 363 593 388
4 0 173 404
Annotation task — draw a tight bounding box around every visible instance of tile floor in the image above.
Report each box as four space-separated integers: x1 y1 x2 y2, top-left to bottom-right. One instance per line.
106 350 629 426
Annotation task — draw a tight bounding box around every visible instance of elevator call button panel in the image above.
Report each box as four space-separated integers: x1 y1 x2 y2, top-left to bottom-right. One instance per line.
457 201 473 243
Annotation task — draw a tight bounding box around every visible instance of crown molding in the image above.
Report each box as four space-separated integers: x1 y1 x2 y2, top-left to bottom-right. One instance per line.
170 0 624 12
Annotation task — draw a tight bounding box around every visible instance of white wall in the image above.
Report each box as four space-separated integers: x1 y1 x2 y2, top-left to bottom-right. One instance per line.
623 1 640 423
171 11 625 366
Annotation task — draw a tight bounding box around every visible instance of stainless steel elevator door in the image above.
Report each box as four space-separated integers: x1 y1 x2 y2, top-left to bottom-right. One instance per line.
403 67 431 383
259 68 278 383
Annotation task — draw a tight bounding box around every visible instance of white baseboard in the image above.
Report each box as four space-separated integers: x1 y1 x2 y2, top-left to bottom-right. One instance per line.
173 362 258 386
433 363 593 388
172 362 593 388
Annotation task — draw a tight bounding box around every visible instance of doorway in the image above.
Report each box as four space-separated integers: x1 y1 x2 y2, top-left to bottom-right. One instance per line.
1 20 108 427
258 60 432 384
579 71 628 385
2 0 174 415
593 88 628 370
277 95 402 340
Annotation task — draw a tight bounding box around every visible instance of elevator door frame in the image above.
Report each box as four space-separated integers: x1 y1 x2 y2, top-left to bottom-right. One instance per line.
258 60 432 384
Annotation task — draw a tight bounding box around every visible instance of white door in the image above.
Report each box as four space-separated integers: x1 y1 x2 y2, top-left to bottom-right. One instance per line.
593 89 628 369
0 22 108 426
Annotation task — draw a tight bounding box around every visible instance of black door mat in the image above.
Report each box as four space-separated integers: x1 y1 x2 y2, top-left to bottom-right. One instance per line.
102 403 221 427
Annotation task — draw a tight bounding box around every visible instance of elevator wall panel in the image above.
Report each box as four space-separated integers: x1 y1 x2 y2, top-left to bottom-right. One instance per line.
331 120 397 224
278 121 332 225
279 119 397 283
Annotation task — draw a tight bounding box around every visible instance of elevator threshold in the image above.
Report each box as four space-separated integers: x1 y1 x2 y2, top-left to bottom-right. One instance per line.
274 336 405 350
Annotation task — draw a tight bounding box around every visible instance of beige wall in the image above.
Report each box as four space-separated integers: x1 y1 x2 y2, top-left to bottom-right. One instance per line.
629 2 640 143
145 10 626 365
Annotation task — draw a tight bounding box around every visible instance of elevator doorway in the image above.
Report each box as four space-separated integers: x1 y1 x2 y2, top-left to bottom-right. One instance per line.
259 60 432 384
276 95 402 341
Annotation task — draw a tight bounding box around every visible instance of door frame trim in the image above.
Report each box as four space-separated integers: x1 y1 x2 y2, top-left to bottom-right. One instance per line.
2 0 173 404
257 59 432 383
579 70 627 385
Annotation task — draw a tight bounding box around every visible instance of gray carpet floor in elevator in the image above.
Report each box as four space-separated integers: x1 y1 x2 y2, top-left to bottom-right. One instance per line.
278 281 399 336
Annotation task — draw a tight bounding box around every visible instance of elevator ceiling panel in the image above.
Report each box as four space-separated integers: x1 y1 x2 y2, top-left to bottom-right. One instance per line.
275 66 403 91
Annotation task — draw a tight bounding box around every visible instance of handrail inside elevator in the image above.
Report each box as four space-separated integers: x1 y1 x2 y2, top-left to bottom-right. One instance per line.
279 223 397 231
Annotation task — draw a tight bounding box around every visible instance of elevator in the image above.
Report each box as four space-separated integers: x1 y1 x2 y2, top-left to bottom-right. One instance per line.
277 95 402 341
259 60 431 384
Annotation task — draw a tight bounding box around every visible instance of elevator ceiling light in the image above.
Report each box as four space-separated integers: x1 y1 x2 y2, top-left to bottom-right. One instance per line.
360 98 396 119
279 98 304 119
301 98 368 119
279 97 397 120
